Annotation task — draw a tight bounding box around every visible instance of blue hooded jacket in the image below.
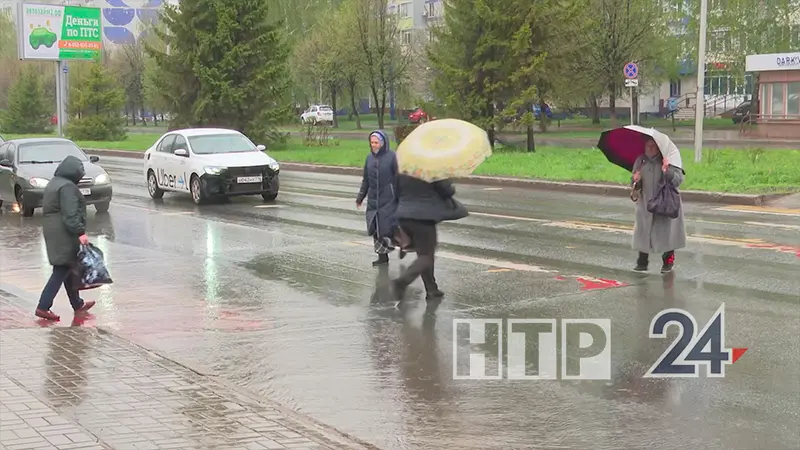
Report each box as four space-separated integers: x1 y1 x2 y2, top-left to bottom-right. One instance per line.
356 130 399 238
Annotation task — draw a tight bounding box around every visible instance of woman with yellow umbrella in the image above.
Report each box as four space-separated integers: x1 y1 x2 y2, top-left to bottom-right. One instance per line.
390 119 491 304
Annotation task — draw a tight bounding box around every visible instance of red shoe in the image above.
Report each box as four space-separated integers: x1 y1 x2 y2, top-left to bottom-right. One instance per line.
76 300 96 313
35 309 60 321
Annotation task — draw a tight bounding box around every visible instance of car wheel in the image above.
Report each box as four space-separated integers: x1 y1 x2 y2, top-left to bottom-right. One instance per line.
190 175 206 205
95 201 110 213
147 170 164 199
15 187 34 217
261 175 279 201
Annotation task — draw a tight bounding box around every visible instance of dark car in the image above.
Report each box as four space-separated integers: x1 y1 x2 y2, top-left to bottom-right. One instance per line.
0 138 113 217
731 101 752 124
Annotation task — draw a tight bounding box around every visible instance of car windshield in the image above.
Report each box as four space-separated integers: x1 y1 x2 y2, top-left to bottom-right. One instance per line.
319 106 333 111
18 141 87 164
188 134 257 155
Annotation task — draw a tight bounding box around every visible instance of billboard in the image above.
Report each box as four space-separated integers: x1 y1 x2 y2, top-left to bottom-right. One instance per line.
17 2 103 61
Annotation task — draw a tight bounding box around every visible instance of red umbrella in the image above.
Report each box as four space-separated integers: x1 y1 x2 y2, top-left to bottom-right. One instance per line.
597 125 684 173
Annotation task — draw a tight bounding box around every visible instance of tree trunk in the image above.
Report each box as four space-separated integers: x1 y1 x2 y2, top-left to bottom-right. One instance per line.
590 96 600 124
609 90 618 124
370 83 384 129
538 99 548 132
524 100 535 152
348 80 361 129
330 84 338 128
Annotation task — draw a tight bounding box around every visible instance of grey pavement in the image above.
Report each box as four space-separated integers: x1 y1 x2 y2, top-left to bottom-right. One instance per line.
1 156 799 450
0 298 375 450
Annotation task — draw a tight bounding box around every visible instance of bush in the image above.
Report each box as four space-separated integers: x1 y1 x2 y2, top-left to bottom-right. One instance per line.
66 59 126 142
67 115 127 141
394 124 419 144
0 66 51 134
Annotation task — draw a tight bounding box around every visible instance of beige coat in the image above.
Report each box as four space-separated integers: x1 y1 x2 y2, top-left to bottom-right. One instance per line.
631 154 687 253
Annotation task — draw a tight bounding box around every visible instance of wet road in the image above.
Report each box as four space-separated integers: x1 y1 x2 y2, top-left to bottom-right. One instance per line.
1 156 799 450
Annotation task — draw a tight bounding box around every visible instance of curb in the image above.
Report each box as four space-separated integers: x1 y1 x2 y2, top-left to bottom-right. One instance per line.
85 148 793 207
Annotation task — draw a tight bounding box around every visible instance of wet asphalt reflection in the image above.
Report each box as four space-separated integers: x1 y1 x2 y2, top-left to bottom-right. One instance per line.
0 156 798 449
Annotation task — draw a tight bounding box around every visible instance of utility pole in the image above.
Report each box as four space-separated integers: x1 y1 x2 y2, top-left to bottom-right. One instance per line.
693 0 709 163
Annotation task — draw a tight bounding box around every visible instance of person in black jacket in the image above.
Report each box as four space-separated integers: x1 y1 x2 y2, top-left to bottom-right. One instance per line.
391 174 468 302
36 156 96 321
356 130 400 266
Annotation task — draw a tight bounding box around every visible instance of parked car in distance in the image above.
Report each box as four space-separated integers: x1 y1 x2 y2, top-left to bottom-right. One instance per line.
731 101 753 124
300 105 334 124
408 107 429 123
143 128 280 205
0 138 113 217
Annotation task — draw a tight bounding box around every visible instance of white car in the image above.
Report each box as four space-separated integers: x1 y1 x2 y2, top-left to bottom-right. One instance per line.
300 105 334 124
143 128 280 205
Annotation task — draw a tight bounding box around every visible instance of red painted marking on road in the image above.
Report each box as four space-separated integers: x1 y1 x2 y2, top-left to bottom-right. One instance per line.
745 243 800 256
554 275 567 281
732 348 748 363
575 277 629 291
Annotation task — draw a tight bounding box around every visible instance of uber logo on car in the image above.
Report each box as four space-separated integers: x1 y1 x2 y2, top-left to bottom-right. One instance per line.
158 168 187 190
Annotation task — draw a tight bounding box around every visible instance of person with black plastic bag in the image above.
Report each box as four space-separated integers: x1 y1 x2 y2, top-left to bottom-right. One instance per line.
631 138 686 273
35 155 96 321
390 174 468 303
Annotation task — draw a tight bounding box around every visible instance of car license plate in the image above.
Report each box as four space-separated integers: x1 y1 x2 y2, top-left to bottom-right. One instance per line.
79 188 91 196
237 176 262 184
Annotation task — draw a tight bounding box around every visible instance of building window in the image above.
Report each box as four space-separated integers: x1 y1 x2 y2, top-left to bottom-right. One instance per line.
425 1 441 17
401 30 412 45
788 82 800 116
709 30 729 54
771 83 785 117
398 2 411 18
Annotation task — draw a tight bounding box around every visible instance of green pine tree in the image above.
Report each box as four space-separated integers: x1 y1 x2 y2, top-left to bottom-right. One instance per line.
427 0 517 146
0 65 51 134
66 60 127 141
146 0 292 144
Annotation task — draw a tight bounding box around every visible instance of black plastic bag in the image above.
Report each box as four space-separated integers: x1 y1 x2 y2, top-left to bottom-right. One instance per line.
647 180 682 219
75 243 113 290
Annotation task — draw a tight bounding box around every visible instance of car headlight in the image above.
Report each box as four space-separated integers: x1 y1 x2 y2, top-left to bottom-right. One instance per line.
204 166 225 175
95 174 110 184
269 161 279 171
29 177 49 188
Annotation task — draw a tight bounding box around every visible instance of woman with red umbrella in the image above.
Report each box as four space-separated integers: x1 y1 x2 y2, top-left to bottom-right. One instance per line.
598 125 686 273
630 137 686 272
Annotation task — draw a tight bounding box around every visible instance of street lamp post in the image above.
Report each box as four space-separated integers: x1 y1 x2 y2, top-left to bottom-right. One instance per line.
693 0 709 163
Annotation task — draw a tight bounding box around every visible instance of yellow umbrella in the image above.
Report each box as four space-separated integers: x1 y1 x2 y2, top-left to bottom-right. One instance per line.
396 118 492 182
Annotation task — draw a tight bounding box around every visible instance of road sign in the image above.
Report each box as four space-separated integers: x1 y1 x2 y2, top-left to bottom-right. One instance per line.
624 62 638 79
625 79 638 87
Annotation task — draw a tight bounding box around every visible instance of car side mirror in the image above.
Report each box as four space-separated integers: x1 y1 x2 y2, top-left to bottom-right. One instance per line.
0 159 12 168
173 149 188 157
256 144 266 151
89 155 100 163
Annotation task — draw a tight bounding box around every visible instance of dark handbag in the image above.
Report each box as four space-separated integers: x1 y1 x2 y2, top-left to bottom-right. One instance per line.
647 180 681 219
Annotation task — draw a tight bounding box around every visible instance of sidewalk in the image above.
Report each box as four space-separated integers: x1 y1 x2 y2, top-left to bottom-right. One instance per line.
0 293 374 450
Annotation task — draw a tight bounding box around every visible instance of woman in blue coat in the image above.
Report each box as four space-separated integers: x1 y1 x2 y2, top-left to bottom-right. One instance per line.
356 130 399 266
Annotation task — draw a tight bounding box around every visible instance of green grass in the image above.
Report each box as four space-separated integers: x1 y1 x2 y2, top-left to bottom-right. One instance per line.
267 138 800 194
4 133 163 151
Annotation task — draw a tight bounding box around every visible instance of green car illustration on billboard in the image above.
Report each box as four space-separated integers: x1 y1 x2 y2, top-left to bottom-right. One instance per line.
29 24 58 50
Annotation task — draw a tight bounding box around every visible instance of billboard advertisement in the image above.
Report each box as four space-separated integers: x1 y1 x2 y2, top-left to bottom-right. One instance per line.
17 3 103 61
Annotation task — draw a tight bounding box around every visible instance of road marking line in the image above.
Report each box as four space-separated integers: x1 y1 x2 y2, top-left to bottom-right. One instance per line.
470 212 547 222
743 221 800 231
253 205 284 209
269 190 797 255
487 268 513 273
716 205 800 216
282 190 351 201
483 187 503 191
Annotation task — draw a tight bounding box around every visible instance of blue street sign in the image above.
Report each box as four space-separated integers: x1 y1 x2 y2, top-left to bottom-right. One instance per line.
624 62 638 79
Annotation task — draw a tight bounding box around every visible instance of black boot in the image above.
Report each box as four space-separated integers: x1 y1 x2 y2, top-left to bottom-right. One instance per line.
634 252 649 271
372 253 389 266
